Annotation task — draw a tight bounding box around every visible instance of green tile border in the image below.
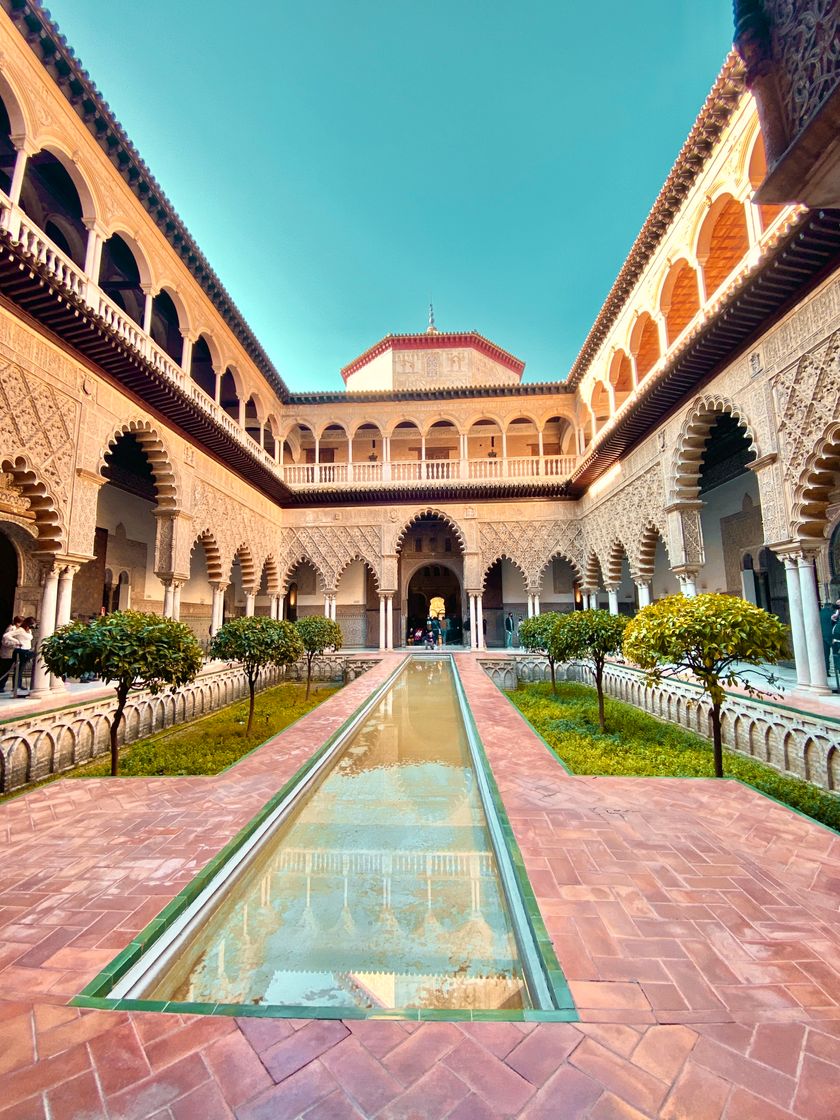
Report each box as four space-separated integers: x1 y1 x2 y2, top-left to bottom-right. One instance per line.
450 659 577 1019
71 652 579 1023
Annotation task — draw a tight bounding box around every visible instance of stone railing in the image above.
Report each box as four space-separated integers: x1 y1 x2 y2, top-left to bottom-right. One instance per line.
0 654 378 795
479 654 839 793
281 454 578 489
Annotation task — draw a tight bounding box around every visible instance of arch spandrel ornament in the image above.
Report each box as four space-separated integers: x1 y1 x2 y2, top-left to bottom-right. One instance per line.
775 327 840 494
278 524 383 593
479 519 585 593
581 464 668 580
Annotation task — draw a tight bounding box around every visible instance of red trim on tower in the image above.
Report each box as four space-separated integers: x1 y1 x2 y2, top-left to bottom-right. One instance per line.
340 331 525 382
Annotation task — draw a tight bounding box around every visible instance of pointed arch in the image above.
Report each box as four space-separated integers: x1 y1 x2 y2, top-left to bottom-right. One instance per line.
100 420 180 511
336 553 381 592
280 555 328 596
480 552 527 590
791 419 840 542
394 508 467 554
671 395 761 504
0 454 64 553
192 530 224 582
635 523 670 579
230 543 258 589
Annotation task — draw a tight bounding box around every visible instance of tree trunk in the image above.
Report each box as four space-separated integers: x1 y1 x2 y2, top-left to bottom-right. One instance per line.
306 653 313 699
595 661 606 732
549 657 556 695
110 685 128 776
246 674 256 735
711 701 724 778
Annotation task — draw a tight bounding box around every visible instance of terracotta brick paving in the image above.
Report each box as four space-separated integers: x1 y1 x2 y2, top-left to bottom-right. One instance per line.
0 652 838 1119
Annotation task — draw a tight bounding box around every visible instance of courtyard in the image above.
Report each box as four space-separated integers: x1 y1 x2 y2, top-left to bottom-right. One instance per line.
0 652 838 1119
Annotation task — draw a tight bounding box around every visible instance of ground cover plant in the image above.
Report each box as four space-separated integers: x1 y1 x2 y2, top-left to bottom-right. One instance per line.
67 679 338 779
507 680 840 831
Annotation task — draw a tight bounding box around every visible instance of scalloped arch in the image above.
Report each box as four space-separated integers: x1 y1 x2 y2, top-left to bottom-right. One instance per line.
101 420 180 512
394 509 467 554
671 395 760 504
0 454 65 553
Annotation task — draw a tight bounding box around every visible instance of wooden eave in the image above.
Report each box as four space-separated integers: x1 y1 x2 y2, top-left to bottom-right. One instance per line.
566 53 747 389
0 0 289 400
289 381 574 406
0 226 293 505
282 480 572 507
567 206 840 495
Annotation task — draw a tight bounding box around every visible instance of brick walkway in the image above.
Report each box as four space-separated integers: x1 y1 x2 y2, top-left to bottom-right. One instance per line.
0 653 838 1119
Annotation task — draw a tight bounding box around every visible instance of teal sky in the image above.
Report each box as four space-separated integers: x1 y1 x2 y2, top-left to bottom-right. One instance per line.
47 1 734 391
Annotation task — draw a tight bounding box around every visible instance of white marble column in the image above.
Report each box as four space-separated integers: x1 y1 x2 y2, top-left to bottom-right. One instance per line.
797 555 830 693
636 581 652 609
469 595 477 649
533 594 541 616
782 556 810 688
476 596 485 650
245 592 256 617
210 582 227 636
379 595 386 650
29 562 60 699
527 595 534 619
607 588 619 615
172 580 183 622
161 579 175 619
386 595 394 649
55 564 79 628
677 573 698 597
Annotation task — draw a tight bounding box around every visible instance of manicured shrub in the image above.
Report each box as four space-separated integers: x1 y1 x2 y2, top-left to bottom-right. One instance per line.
295 615 343 698
550 610 628 731
209 616 303 733
624 594 788 778
518 612 563 692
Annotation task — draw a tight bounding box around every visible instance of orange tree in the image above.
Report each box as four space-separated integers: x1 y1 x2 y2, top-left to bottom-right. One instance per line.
41 610 204 776
209 616 303 734
295 615 343 698
549 610 628 732
518 612 563 693
623 593 788 777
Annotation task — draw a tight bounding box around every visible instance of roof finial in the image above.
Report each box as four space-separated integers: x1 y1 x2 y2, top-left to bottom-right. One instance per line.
427 300 438 334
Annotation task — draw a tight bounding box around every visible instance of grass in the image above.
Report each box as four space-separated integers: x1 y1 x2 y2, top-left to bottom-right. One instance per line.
68 680 339 778
0 681 338 801
506 681 840 832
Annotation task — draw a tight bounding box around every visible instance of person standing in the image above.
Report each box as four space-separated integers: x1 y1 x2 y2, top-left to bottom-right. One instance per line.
0 616 23 693
504 611 515 648
13 617 35 693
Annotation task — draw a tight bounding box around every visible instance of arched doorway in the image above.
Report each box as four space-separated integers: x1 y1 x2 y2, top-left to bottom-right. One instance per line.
405 564 463 645
398 514 465 646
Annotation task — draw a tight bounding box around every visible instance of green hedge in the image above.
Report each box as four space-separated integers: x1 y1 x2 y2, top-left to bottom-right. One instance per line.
507 681 840 832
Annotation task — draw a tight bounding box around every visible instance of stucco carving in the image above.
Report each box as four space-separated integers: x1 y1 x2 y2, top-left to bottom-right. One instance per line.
479 519 585 592
774 326 840 491
279 524 383 592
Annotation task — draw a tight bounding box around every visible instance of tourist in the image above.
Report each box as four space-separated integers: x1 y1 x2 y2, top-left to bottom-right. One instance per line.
0 616 23 693
13 617 35 693
429 614 441 646
504 611 515 648
424 624 435 649
820 601 836 673
439 613 449 646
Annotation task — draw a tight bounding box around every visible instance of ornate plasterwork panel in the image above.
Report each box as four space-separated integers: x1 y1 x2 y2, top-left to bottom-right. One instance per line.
774 326 840 489
0 360 76 523
190 480 264 580
583 465 668 579
770 0 840 138
278 524 383 592
479 520 585 591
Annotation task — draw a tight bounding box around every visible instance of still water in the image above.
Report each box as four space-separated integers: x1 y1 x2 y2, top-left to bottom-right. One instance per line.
146 658 530 1010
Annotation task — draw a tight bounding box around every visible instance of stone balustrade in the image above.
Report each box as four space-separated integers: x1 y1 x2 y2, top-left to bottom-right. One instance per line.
0 654 377 794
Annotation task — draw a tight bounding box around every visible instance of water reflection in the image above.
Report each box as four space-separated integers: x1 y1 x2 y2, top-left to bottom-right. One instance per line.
148 659 529 1010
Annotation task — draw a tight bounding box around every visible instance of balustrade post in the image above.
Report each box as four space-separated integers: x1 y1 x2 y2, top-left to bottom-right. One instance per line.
141 287 154 335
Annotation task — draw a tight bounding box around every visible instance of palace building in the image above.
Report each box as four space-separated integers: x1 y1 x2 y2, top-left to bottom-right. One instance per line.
1 7 839 715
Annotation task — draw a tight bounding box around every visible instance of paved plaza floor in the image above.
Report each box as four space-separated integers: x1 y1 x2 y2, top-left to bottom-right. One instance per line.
0 653 838 1119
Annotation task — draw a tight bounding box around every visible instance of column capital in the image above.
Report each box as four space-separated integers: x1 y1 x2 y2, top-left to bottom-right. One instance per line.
209 580 230 592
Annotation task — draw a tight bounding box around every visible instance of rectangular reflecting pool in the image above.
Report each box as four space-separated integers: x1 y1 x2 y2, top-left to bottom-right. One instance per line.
103 656 572 1017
